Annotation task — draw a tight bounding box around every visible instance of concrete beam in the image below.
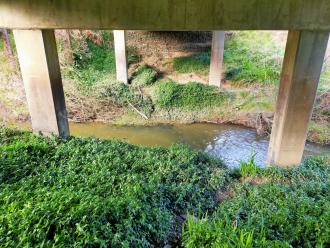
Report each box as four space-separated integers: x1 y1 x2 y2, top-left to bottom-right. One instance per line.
13 30 70 137
209 31 225 87
1 0 330 31
113 30 128 84
267 31 329 167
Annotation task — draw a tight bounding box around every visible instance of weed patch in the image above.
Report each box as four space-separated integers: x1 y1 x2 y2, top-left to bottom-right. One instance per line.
0 128 227 247
182 156 330 247
131 65 158 87
153 80 231 110
173 52 210 75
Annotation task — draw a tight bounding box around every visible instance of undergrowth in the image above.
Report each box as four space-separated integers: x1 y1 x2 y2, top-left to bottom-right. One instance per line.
172 31 283 85
131 65 158 87
173 51 210 75
153 79 231 110
100 81 154 118
182 156 330 248
69 31 139 88
0 128 227 247
0 128 329 247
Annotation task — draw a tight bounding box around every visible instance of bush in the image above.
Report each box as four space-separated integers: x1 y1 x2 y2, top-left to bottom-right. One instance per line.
70 31 139 87
0 128 227 247
153 80 230 110
131 65 158 87
100 81 154 117
182 156 330 248
224 32 282 84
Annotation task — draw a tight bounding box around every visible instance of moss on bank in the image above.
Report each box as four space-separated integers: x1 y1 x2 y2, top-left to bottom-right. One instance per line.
0 128 329 247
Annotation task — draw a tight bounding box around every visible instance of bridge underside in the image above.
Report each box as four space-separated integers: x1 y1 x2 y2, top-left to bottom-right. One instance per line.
1 0 329 167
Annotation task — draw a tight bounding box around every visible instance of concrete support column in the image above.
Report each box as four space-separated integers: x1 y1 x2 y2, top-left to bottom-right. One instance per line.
267 31 329 167
113 30 128 84
209 31 225 87
13 29 69 137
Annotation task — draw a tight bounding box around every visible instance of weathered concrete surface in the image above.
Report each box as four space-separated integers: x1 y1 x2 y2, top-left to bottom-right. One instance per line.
1 0 330 30
267 31 329 167
113 30 128 84
13 30 70 137
209 31 225 87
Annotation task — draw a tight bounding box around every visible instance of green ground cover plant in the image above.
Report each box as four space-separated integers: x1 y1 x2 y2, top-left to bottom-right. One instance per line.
153 79 231 110
69 31 139 88
0 128 227 247
0 129 329 247
131 65 158 87
172 32 283 85
182 156 330 248
173 51 211 75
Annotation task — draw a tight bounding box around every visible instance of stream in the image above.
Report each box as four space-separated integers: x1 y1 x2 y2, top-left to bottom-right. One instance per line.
69 122 330 167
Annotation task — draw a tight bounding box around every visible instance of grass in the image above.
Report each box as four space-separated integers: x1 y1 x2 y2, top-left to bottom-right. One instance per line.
152 79 231 110
69 31 139 88
131 65 158 87
1 128 329 247
0 128 227 247
99 81 154 118
182 156 330 248
173 51 211 75
172 31 283 85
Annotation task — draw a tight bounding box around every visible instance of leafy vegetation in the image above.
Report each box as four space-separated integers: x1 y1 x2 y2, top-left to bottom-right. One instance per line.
131 65 158 87
173 51 211 75
70 31 139 88
100 81 154 118
172 32 283 85
153 79 231 110
0 128 329 247
224 32 283 84
0 128 227 247
182 156 330 248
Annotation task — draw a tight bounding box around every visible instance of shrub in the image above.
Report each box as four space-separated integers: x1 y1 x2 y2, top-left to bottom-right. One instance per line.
70 32 139 87
131 65 158 87
224 32 282 85
0 128 227 247
100 81 154 117
153 80 230 110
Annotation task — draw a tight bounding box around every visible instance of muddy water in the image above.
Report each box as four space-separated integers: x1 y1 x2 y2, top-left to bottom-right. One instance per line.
69 122 330 167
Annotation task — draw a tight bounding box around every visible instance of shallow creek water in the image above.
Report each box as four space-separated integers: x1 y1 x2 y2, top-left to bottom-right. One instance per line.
69 122 330 167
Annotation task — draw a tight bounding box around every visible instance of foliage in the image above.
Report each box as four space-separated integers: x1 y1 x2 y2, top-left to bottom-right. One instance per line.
172 31 283 85
0 128 227 247
131 65 158 87
182 156 330 248
100 81 154 118
70 31 139 87
153 79 231 110
224 32 283 85
173 51 210 75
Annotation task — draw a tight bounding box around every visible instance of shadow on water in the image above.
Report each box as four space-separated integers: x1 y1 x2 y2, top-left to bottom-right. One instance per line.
69 122 330 168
